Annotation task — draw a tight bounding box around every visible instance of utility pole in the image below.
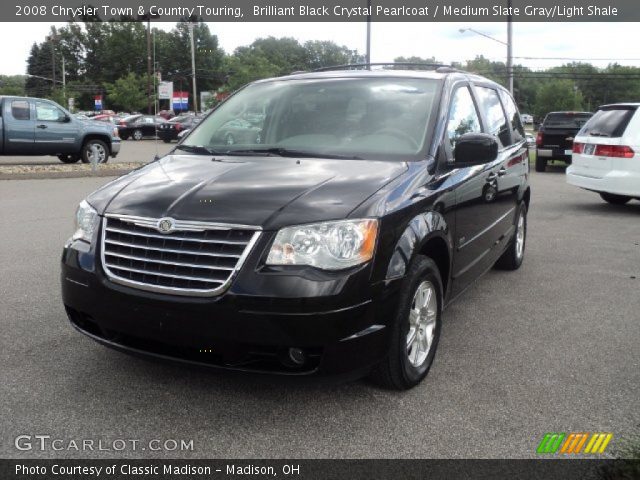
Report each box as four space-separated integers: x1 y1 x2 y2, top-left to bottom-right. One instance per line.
189 22 198 113
366 0 371 66
146 17 152 114
48 35 57 88
507 0 514 96
62 56 66 103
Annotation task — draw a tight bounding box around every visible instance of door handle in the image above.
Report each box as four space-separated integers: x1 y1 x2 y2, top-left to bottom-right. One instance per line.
37 124 47 129
497 167 507 177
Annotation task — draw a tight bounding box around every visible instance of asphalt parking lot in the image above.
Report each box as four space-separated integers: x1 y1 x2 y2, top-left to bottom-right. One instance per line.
1 157 639 459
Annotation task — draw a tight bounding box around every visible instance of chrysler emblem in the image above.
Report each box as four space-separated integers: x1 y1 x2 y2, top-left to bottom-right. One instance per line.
157 217 175 234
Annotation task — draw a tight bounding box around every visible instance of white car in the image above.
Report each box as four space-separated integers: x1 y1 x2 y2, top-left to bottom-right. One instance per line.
567 103 640 204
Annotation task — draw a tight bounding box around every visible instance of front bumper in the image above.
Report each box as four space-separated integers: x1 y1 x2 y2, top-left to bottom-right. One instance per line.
567 166 640 197
157 130 177 141
61 236 400 377
110 139 121 157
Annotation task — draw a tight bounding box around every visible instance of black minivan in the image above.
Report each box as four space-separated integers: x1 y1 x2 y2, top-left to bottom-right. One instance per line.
62 66 530 389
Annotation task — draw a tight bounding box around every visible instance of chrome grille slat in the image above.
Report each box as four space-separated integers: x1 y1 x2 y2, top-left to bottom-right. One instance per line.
101 215 261 297
104 239 243 258
105 226 249 245
104 251 235 271
105 263 226 284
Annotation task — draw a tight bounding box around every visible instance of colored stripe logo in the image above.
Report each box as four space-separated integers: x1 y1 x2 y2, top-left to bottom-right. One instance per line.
537 433 613 454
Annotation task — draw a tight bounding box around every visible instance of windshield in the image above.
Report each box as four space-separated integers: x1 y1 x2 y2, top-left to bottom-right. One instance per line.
183 77 441 160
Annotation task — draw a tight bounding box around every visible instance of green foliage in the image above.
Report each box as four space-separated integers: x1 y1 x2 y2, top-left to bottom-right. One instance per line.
533 79 584 118
21 22 640 118
393 56 441 69
105 72 148 111
0 75 26 96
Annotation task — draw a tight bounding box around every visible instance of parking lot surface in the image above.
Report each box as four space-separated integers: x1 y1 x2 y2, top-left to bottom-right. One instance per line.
1 158 639 459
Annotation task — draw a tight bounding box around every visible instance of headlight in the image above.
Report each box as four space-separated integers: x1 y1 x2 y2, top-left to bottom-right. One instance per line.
73 200 99 242
266 219 378 270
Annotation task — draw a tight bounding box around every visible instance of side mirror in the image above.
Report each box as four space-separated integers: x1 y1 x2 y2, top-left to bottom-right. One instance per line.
454 133 499 165
60 114 71 123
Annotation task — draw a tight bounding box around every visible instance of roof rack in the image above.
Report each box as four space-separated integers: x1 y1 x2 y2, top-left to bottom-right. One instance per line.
312 62 456 72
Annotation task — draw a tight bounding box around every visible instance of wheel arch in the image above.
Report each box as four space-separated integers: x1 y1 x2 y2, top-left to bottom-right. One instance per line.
82 134 111 153
385 211 453 298
522 186 531 210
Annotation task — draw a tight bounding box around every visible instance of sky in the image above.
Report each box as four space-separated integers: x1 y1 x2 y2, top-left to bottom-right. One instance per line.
1 22 639 76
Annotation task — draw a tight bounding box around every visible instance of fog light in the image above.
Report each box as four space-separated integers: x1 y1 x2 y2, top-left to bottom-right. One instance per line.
288 347 306 365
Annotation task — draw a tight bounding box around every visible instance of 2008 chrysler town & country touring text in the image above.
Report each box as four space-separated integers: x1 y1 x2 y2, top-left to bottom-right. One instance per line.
61 65 531 389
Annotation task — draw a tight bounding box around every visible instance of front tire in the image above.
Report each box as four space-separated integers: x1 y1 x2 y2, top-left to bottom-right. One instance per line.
80 139 109 164
599 192 631 205
58 154 80 164
535 152 547 172
495 202 527 270
370 255 443 390
132 129 143 141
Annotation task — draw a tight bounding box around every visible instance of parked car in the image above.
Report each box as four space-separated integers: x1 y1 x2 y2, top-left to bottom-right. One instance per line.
92 114 123 125
157 114 203 143
61 66 530 390
521 113 534 124
0 96 120 163
535 111 592 172
214 118 262 145
117 114 167 140
567 103 639 204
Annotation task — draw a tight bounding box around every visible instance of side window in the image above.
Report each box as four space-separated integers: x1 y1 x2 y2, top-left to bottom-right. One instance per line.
36 102 65 122
500 91 525 143
11 101 30 121
475 86 510 147
446 86 482 151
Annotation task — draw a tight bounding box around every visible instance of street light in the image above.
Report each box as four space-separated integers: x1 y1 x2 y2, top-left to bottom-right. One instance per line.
459 13 514 96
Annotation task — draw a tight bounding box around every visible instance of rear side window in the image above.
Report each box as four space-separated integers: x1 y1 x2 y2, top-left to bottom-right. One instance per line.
500 91 525 144
580 107 636 138
474 86 510 147
11 100 30 120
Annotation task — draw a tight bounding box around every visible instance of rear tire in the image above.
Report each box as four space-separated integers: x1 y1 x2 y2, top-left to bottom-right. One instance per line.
58 154 80 164
370 255 443 390
535 153 547 172
600 192 631 205
132 129 143 141
80 139 109 164
495 202 527 271
162 138 171 143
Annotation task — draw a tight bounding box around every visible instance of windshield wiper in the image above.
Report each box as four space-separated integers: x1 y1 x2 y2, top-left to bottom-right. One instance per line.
588 131 611 137
229 147 363 160
174 144 227 155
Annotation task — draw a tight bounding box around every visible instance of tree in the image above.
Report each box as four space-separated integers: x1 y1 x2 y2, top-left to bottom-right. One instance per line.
304 40 363 70
393 55 441 68
105 72 147 111
532 79 584 119
0 75 26 96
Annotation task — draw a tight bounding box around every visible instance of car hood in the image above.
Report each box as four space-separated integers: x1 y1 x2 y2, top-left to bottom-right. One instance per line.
88 154 407 229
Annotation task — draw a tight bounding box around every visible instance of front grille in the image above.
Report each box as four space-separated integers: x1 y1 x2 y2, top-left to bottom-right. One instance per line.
101 215 260 297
